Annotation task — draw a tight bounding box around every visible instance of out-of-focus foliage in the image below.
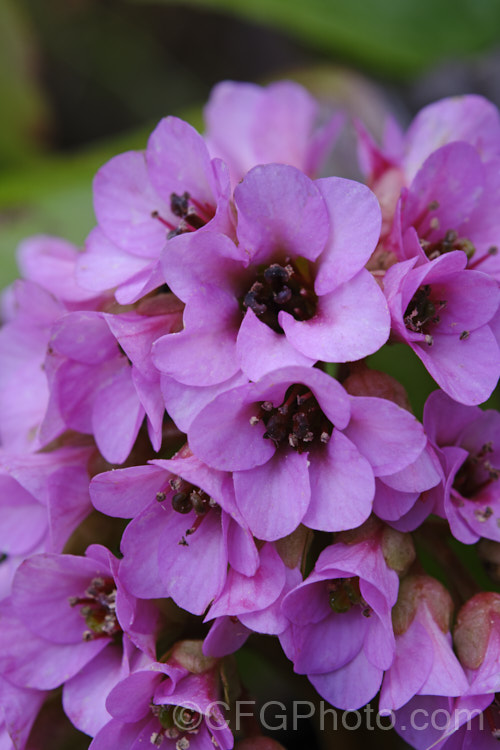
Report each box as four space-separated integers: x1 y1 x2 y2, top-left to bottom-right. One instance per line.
0 0 49 166
132 0 500 78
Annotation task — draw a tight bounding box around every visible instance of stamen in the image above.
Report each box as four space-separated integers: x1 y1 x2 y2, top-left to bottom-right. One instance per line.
241 259 317 333
260 384 333 453
69 576 120 641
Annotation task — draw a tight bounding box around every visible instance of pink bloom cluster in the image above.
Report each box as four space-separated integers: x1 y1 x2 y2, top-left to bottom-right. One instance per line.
0 81 499 749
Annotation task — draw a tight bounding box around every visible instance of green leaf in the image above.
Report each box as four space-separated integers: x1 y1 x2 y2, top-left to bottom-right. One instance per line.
0 0 50 166
0 126 153 291
130 0 500 78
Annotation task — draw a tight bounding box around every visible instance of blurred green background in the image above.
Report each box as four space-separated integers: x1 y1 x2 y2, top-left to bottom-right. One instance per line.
3 0 500 292
3 1 500 748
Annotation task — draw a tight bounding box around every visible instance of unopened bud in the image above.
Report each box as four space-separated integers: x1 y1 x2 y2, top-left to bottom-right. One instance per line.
343 368 412 412
381 527 415 576
170 640 216 674
392 575 453 636
336 516 381 546
275 525 312 569
454 593 500 669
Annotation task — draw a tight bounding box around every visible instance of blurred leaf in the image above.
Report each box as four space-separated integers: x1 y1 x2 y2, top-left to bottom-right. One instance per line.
0 106 203 292
367 343 436 419
0 126 151 290
132 0 500 78
0 0 50 166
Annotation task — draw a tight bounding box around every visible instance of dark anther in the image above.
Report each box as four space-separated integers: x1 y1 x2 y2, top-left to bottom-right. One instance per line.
242 259 317 334
404 285 446 336
327 577 371 615
424 229 476 262
170 192 190 218
453 442 500 498
0 553 7 564
259 384 333 453
460 330 470 341
169 475 215 517
171 491 193 514
156 491 167 502
69 576 120 641
190 490 210 515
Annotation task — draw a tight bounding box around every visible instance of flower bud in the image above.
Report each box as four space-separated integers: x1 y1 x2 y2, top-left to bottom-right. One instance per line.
454 593 500 669
381 527 415 576
170 640 217 674
275 524 312 569
343 367 411 411
392 575 453 636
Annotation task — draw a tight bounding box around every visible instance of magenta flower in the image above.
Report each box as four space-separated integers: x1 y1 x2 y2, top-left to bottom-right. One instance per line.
203 542 302 657
188 365 426 541
152 163 389 386
41 302 182 464
372 443 442 530
90 450 258 615
204 79 343 187
424 390 500 543
0 545 158 737
384 251 499 404
0 677 46 750
76 117 233 303
0 446 93 597
90 645 233 750
0 281 64 453
280 535 399 710
357 94 500 243
388 142 500 280
379 575 468 713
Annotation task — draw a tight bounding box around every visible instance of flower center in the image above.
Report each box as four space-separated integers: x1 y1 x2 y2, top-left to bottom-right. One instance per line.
403 284 446 345
242 260 317 333
253 384 332 453
422 229 476 262
453 442 500 499
69 576 120 642
156 475 218 547
150 703 202 747
327 577 372 617
151 191 213 240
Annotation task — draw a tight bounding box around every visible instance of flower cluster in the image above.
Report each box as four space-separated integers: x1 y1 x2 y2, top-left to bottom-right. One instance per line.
0 80 499 749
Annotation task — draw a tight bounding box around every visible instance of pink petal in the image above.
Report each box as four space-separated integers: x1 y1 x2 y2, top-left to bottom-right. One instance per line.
302 431 374 531
234 451 310 541
281 269 390 362
315 178 382 294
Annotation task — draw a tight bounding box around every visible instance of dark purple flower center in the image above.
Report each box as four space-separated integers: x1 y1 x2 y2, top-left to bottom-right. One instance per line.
151 191 213 240
453 442 500 499
156 475 218 547
254 384 332 453
327 577 372 617
403 284 447 345
150 702 202 746
69 576 120 642
422 229 476 262
242 260 317 333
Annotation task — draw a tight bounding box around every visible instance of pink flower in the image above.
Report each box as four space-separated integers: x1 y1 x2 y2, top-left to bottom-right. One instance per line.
204 79 343 187
188 365 426 541
384 251 499 404
153 163 389 386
